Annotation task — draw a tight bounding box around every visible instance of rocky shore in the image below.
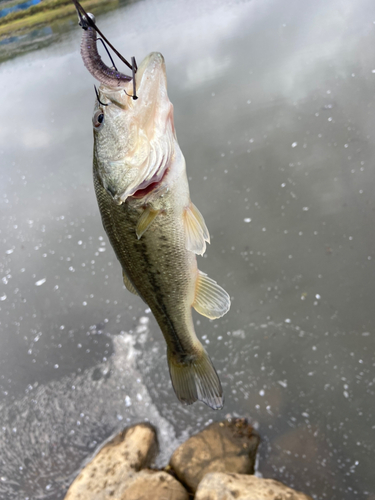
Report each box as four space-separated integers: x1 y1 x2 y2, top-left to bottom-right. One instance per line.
64 419 313 500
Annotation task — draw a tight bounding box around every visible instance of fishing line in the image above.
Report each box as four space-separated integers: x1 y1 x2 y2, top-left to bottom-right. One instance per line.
96 38 118 72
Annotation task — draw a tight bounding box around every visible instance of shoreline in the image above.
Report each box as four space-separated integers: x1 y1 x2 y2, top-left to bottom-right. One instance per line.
0 0 118 40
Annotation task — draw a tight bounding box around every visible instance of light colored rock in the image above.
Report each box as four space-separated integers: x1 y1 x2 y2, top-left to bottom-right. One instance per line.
170 419 260 492
117 469 189 500
195 472 313 500
64 423 158 499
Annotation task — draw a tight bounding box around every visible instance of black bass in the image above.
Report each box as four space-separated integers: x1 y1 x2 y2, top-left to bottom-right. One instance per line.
74 4 230 409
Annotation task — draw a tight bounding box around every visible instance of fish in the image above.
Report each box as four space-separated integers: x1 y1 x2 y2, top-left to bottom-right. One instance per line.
74 2 230 409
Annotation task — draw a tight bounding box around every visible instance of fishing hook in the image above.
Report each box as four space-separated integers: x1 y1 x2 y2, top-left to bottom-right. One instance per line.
124 57 138 100
94 84 108 106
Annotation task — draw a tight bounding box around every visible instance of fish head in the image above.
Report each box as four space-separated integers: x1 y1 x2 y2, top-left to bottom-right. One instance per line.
93 52 175 203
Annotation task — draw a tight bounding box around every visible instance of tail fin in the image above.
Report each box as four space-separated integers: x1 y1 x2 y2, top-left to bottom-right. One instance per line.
167 348 224 410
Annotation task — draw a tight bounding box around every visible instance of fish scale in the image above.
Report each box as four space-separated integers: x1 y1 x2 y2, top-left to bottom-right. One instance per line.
94 164 198 356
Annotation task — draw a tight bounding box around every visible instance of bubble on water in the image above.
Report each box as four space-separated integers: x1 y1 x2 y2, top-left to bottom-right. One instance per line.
5 249 13 255
315 294 321 299
278 380 288 388
35 278 46 286
285 318 291 323
232 329 245 338
244 218 251 223
259 389 265 396
0 294 6 301
291 142 298 148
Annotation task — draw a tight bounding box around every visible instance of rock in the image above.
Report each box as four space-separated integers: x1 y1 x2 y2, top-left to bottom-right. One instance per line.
170 419 260 492
117 469 189 500
64 423 158 499
195 472 313 500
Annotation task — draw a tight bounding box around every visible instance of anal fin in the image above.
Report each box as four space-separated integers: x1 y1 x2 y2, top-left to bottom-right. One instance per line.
184 202 210 256
193 270 231 319
122 269 139 296
136 207 161 239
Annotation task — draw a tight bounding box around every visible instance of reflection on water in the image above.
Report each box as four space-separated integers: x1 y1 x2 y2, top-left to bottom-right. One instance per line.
0 0 375 499
0 0 119 63
0 22 65 63
0 25 52 47
0 0 41 19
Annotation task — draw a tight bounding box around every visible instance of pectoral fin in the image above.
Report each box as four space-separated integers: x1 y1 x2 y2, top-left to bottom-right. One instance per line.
122 270 139 296
136 207 161 239
184 202 210 256
193 270 231 319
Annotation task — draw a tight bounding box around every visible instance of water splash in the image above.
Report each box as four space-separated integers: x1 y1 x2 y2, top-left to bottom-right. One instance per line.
0 320 182 500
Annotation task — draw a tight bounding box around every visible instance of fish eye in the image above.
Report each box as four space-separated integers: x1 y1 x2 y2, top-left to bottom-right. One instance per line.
93 110 104 129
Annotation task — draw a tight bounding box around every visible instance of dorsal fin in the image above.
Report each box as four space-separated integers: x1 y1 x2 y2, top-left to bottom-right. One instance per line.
183 202 210 256
193 270 231 319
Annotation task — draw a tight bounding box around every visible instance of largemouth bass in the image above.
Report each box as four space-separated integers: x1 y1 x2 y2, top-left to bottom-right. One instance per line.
74 3 230 409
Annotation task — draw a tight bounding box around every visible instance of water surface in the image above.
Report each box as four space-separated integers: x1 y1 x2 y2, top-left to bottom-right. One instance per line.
1 0 374 498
